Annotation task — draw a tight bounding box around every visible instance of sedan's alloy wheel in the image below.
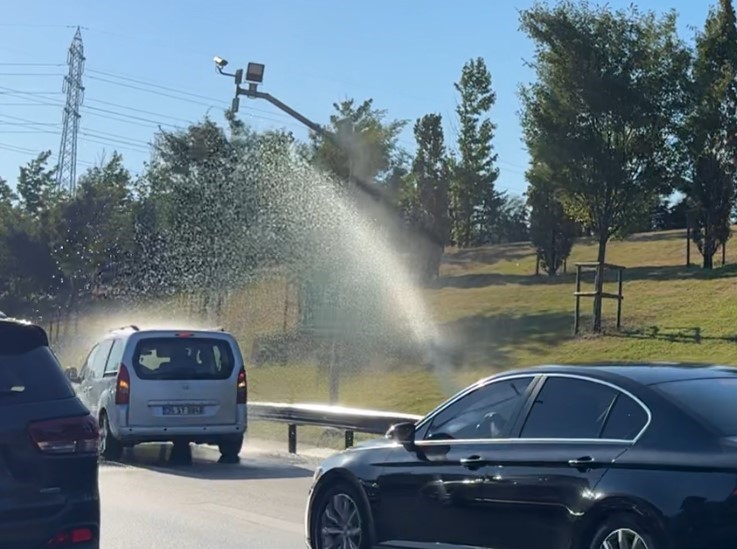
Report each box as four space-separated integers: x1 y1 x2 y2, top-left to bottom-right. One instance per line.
319 493 362 549
600 528 650 549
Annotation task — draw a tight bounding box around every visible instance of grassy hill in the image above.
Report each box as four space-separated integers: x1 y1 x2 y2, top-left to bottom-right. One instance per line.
249 228 737 415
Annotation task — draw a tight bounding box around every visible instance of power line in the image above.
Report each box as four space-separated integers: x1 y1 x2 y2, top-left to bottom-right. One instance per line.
0 62 64 67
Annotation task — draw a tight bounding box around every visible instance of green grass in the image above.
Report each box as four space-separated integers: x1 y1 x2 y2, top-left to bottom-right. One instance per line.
51 228 737 442
248 228 737 417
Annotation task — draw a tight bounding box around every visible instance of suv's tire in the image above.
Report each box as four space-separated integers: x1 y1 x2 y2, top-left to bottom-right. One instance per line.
588 513 659 549
218 435 243 464
310 481 371 549
98 413 123 461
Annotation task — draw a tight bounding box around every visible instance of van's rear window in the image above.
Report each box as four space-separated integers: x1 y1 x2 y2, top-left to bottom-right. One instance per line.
132 337 236 381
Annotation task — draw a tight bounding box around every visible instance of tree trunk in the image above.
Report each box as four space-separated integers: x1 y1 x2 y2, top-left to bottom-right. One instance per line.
592 237 608 334
703 251 713 269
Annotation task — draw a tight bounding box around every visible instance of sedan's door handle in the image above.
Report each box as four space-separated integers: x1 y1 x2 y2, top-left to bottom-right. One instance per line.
460 455 487 470
568 455 596 467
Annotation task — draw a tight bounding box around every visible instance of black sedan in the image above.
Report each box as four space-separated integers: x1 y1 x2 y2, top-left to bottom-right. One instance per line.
305 363 737 549
0 317 100 548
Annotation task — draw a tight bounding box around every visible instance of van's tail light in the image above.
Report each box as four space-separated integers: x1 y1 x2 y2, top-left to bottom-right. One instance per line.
48 526 95 545
28 415 98 455
236 366 247 404
115 364 130 405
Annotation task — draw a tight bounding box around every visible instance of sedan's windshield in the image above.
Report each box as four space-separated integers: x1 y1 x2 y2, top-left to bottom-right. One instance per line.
653 377 737 436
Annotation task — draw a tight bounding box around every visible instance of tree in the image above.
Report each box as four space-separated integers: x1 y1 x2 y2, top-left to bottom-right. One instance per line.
16 151 59 219
494 196 530 244
681 0 737 269
452 57 501 247
311 98 406 187
520 1 689 331
527 164 577 276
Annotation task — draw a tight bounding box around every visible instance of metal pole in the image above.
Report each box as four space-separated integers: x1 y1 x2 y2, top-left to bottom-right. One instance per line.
288 424 297 454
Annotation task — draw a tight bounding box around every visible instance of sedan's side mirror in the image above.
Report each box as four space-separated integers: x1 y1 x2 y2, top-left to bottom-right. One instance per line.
386 422 416 446
65 367 80 383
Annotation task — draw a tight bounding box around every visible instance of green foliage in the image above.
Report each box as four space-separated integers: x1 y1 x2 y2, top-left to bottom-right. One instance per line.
519 1 689 252
527 164 577 276
310 98 407 186
410 113 451 245
452 57 501 247
681 0 737 269
16 151 60 218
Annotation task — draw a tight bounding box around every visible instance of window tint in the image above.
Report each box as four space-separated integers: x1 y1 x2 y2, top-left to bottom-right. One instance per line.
104 339 124 375
132 337 236 380
654 377 737 436
426 377 533 440
521 377 618 439
0 346 75 405
600 393 648 440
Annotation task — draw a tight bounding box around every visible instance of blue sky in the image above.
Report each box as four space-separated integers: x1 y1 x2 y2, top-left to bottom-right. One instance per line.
0 0 713 197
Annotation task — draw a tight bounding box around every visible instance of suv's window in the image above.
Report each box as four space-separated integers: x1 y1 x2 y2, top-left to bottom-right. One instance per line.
600 392 648 440
0 331 74 405
425 377 533 440
89 339 114 378
521 377 619 439
132 337 236 380
653 377 737 436
104 339 124 375
79 344 99 381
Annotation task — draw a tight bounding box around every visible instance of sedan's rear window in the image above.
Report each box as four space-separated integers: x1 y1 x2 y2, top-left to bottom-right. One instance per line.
0 347 75 405
132 337 236 381
654 377 737 435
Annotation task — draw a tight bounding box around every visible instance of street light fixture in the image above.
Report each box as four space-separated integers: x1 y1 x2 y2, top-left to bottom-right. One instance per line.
245 62 265 84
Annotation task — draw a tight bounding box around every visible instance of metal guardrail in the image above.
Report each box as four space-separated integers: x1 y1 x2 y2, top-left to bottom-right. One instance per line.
248 402 423 454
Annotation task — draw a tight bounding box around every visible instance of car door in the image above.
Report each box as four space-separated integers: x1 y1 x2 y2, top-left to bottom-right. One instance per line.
82 339 114 417
480 374 650 549
374 375 538 547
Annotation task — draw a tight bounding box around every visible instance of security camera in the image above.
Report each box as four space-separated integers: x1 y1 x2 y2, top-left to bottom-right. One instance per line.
213 56 228 70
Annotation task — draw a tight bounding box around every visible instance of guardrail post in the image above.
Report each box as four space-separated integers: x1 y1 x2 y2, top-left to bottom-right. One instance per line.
344 430 354 449
288 424 297 454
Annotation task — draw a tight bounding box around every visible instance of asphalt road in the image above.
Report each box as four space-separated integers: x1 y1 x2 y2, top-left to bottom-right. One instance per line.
99 441 325 548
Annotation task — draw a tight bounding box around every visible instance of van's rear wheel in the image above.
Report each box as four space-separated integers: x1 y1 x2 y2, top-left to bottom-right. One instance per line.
218 435 243 464
99 413 123 461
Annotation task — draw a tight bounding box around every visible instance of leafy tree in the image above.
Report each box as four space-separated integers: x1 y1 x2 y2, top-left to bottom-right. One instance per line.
311 98 406 187
494 196 530 244
411 114 451 246
519 1 689 331
681 0 737 269
452 57 501 247
16 151 59 218
527 164 577 276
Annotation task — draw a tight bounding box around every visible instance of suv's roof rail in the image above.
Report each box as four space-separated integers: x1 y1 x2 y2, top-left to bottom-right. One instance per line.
114 324 139 332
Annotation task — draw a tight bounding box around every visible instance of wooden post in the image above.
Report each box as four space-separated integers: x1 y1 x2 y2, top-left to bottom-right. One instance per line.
616 268 623 330
563 259 567 274
722 242 727 267
573 264 582 335
535 254 540 276
686 226 691 267
288 424 297 454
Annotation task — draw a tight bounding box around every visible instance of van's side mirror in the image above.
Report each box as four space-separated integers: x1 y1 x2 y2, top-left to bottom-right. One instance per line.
65 367 80 383
386 422 416 446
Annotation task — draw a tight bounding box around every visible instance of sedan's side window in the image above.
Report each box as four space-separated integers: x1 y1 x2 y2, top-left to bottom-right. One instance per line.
425 377 533 441
520 377 619 439
600 392 648 440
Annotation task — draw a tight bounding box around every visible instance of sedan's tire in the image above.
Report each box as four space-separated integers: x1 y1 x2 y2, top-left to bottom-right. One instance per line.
98 413 123 461
311 481 371 549
588 513 659 549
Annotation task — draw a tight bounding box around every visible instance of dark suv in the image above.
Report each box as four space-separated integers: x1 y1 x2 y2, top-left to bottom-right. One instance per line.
0 316 100 548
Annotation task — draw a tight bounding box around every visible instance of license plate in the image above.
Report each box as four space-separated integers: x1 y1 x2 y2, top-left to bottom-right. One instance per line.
162 405 203 415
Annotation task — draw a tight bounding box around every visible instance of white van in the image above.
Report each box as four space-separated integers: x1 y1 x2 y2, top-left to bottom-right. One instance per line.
68 326 247 463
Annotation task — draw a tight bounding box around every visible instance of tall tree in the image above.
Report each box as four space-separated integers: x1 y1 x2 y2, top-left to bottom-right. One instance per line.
412 114 451 246
16 151 59 219
311 98 406 187
520 1 689 331
452 57 501 247
527 164 577 276
682 0 737 269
